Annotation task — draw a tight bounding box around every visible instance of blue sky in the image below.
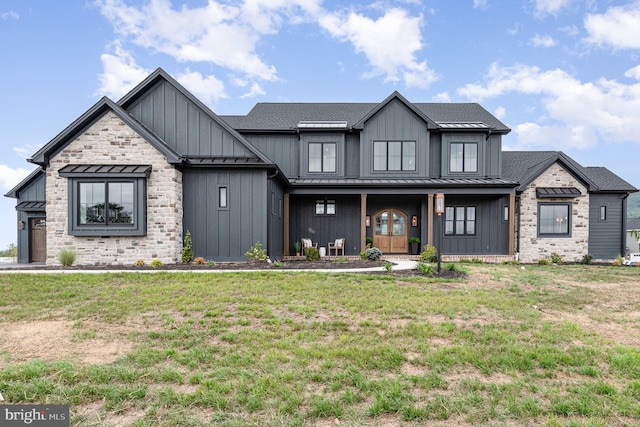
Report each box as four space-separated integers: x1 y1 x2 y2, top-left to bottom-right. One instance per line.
1 0 640 250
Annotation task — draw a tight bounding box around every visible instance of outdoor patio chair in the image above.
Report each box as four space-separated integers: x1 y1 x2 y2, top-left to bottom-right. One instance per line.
301 238 317 256
328 238 345 256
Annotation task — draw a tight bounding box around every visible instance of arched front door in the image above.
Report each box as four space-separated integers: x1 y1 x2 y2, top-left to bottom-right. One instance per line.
373 209 408 253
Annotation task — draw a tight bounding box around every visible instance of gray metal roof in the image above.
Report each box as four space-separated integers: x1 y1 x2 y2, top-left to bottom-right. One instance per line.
16 201 46 211
58 164 152 176
220 98 510 133
536 187 581 198
289 177 517 186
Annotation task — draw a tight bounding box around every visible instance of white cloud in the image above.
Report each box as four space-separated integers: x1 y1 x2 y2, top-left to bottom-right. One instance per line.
176 70 227 106
473 0 488 10
584 2 640 49
0 165 32 192
97 41 151 99
625 65 640 80
531 34 556 47
96 0 326 82
1 10 19 20
494 106 506 120
532 0 573 16
240 82 266 99
319 8 437 88
458 62 640 149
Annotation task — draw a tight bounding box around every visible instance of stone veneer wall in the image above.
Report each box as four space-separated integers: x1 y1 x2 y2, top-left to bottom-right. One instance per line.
518 163 589 263
46 112 183 265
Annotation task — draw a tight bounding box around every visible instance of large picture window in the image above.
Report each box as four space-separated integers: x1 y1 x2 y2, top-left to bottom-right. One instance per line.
444 206 476 235
538 203 570 236
79 182 134 225
450 142 478 173
309 142 336 173
373 141 416 171
60 164 149 236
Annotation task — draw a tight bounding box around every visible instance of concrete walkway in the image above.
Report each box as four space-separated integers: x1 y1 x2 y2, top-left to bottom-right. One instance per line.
0 258 418 274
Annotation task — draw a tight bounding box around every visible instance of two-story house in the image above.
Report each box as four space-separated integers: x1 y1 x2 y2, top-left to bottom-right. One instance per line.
5 68 637 265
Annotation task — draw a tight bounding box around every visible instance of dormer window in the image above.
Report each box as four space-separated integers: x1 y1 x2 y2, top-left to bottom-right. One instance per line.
450 142 477 173
308 142 336 173
373 141 416 171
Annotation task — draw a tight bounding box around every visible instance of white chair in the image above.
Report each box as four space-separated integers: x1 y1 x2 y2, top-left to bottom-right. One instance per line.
328 238 345 256
301 238 317 256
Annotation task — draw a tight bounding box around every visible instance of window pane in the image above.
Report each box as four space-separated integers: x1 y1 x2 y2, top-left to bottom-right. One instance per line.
445 207 454 235
108 182 134 224
326 200 336 215
324 143 336 172
309 143 322 172
373 141 386 171
600 206 606 221
376 212 388 235
540 205 569 234
465 144 478 172
79 182 105 224
388 141 402 171
219 187 228 208
403 141 415 171
393 212 406 235
315 200 325 215
450 143 463 172
456 207 466 234
466 207 476 234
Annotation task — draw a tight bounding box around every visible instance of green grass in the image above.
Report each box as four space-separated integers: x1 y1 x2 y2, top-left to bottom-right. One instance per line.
0 265 639 426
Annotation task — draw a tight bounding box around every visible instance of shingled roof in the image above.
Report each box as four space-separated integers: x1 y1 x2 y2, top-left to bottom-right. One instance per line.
220 98 509 133
502 151 637 192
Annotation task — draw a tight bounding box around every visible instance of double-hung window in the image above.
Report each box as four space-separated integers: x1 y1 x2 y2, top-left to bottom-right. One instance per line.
60 165 149 236
450 142 477 173
309 142 336 173
373 141 416 171
315 199 336 215
538 203 570 236
444 206 476 235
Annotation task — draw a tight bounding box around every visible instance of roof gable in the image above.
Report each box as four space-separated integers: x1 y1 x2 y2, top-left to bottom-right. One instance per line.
4 168 44 199
353 91 438 130
119 68 272 164
29 97 182 166
502 151 637 192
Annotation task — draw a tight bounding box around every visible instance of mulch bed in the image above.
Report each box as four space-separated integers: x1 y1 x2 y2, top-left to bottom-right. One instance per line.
2 259 466 279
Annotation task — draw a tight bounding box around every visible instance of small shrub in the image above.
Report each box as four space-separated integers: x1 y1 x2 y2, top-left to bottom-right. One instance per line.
360 243 372 260
245 241 268 263
538 258 552 266
416 262 434 276
305 247 320 261
408 237 420 244
419 244 438 263
364 246 382 261
133 259 145 267
182 230 194 264
502 259 520 265
365 237 373 245
460 257 484 264
383 261 393 271
271 261 285 268
580 254 593 265
549 252 564 264
443 262 460 271
58 247 77 267
207 260 216 267
193 257 206 265
332 257 349 263
612 254 624 266
150 259 163 268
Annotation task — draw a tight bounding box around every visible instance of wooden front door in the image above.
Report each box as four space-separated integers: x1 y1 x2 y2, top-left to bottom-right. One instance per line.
373 209 408 253
29 218 46 263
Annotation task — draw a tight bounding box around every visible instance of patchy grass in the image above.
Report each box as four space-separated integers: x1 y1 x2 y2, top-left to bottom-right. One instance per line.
0 265 639 426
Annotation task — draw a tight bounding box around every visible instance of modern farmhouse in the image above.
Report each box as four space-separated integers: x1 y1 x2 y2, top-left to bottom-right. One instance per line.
5 68 637 265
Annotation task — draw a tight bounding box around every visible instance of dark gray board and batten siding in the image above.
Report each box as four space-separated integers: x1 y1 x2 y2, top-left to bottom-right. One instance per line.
588 193 626 259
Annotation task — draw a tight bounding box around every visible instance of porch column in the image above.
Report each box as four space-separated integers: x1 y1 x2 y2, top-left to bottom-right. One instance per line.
361 193 367 252
284 193 290 256
508 193 515 256
427 193 434 247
